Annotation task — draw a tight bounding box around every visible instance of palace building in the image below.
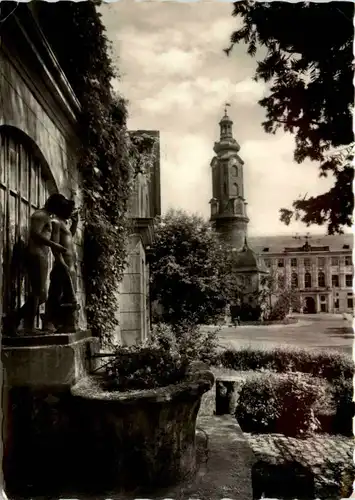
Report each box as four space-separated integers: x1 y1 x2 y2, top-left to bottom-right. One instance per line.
249 233 354 315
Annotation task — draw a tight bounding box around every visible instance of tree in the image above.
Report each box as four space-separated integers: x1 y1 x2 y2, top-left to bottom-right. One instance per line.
226 1 354 234
257 271 301 320
149 210 238 327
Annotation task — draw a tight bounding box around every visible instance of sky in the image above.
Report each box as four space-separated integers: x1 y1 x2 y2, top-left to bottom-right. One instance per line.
99 0 337 236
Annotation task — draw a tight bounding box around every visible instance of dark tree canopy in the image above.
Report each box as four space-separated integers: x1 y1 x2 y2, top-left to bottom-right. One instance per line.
149 210 237 327
227 1 354 234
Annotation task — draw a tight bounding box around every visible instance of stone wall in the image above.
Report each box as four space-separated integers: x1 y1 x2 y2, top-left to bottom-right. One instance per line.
0 43 86 328
117 234 148 346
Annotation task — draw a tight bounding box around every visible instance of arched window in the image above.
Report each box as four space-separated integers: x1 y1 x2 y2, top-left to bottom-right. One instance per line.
0 127 56 321
318 271 326 288
232 183 239 197
291 272 298 289
305 272 312 288
233 166 238 177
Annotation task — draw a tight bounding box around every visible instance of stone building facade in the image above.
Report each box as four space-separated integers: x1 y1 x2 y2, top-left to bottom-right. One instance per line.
117 131 161 346
0 4 86 331
249 234 354 314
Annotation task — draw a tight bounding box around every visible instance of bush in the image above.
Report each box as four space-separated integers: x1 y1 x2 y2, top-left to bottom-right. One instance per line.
104 322 219 392
220 346 354 381
151 322 220 367
332 377 354 436
235 372 326 436
105 345 186 391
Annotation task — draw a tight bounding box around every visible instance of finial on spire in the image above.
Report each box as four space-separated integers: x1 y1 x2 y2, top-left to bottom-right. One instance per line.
224 102 231 116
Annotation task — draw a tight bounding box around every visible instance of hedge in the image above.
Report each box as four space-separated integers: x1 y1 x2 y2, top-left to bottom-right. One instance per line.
220 345 354 381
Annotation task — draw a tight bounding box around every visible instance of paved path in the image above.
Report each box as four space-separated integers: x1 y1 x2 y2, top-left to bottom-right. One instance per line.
204 314 354 355
247 432 354 498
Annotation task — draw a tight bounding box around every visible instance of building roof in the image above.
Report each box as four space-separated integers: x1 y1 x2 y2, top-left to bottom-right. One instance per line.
231 238 268 273
219 113 233 124
248 233 354 255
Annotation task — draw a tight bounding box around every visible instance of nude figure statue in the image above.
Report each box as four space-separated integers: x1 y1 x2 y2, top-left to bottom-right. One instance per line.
3 194 68 336
42 196 79 333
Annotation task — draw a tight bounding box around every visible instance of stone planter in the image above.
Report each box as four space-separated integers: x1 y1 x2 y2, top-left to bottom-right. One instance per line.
70 361 214 493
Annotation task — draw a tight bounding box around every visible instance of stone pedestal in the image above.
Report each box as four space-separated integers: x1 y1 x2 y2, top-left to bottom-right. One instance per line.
2 331 99 496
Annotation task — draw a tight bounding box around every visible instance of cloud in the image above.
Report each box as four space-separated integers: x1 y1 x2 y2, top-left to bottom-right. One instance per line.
100 2 334 236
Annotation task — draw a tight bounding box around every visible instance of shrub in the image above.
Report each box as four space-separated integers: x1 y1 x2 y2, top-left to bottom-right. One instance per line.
332 377 354 436
104 322 218 392
220 346 354 381
105 344 186 391
235 372 326 436
151 322 220 367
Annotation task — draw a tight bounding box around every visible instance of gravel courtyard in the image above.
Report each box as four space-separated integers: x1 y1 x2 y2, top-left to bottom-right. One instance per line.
204 314 353 355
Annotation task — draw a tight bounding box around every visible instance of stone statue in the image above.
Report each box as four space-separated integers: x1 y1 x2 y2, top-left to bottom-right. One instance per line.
42 196 79 333
3 194 68 336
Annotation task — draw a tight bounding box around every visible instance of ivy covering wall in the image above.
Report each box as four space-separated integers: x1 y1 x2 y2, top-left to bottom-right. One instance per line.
34 1 155 344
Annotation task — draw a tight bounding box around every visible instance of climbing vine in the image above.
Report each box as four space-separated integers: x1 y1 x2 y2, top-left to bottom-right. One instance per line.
34 1 156 344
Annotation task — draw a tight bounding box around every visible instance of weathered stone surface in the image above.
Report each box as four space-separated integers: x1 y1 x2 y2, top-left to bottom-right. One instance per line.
2 334 99 496
2 334 98 387
69 364 214 493
247 432 354 499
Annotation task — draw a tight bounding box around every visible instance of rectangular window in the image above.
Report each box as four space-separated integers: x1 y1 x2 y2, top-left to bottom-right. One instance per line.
278 259 284 268
334 299 339 309
331 257 339 266
346 275 353 287
278 275 285 289
347 298 353 309
304 273 312 288
264 259 271 268
345 256 352 266
332 275 339 287
291 258 297 267
318 257 325 267
304 258 311 268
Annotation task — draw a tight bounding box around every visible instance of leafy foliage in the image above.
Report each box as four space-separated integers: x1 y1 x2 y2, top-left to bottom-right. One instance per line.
258 271 301 320
332 377 354 436
227 1 354 233
105 344 186 391
149 210 239 327
235 372 325 436
151 322 220 367
104 320 218 391
34 2 155 344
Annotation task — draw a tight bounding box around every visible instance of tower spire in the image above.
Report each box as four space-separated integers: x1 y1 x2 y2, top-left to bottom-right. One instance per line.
219 104 233 140
210 107 249 251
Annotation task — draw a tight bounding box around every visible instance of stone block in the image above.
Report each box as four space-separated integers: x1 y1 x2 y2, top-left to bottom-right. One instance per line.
121 274 142 294
121 329 141 346
120 311 143 331
2 333 98 388
119 292 143 313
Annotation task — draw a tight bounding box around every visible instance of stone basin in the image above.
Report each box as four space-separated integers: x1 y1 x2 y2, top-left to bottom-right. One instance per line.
70 361 214 493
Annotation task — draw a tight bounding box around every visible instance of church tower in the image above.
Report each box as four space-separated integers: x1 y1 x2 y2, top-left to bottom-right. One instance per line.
209 105 249 251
